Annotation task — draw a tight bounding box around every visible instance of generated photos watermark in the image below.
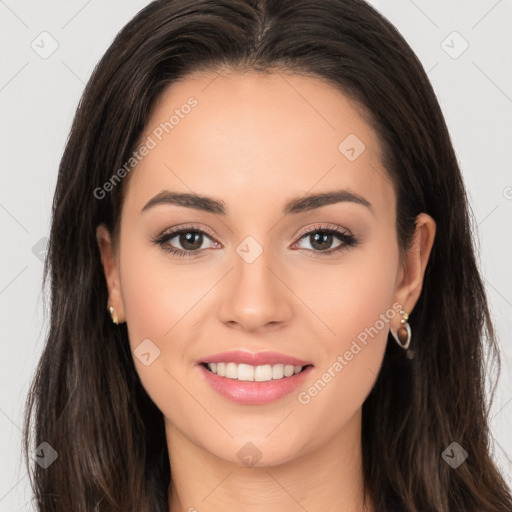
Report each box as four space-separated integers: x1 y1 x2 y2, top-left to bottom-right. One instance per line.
297 302 402 405
93 96 198 200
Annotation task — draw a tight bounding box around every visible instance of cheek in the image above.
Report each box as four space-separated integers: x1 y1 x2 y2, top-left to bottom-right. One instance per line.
117 235 203 397
118 243 206 431
303 237 398 351
294 241 398 423
119 234 203 352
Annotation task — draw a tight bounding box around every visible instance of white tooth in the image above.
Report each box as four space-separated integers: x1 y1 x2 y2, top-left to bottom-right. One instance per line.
217 362 226 377
284 365 294 377
211 362 303 380
272 364 284 379
254 364 273 382
237 363 255 381
225 362 238 379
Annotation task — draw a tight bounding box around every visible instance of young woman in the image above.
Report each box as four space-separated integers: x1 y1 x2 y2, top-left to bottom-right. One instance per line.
23 0 512 511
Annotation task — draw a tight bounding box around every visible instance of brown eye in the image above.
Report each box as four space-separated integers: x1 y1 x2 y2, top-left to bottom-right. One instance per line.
294 225 358 256
153 226 219 257
307 231 339 251
176 230 205 251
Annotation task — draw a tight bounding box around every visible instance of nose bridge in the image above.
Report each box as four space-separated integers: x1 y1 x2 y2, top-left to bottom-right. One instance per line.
218 234 291 330
234 241 273 293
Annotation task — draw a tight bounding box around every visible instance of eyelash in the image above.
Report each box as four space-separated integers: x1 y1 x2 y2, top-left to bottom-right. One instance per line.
152 223 359 258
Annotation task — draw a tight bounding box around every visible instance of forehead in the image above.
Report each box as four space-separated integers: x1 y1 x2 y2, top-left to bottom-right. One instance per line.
123 70 393 218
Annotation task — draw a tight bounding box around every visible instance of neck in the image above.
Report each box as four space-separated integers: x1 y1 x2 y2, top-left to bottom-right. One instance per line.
166 410 374 512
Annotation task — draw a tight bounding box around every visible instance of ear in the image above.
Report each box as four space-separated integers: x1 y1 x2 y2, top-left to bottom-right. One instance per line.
393 213 436 323
96 224 125 323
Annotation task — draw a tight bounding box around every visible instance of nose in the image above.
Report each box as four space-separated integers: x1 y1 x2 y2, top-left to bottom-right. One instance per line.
218 246 293 333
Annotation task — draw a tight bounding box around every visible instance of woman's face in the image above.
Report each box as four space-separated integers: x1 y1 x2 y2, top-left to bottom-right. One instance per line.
98 70 429 467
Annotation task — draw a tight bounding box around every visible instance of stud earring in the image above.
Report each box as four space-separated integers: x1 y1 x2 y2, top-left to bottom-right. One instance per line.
390 309 413 358
108 305 119 325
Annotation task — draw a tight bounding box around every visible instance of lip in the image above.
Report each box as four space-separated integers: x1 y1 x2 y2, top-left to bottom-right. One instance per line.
198 363 314 405
197 350 314 405
198 350 312 367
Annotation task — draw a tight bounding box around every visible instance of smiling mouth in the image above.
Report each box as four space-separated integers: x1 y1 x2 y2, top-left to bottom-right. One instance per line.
200 362 313 382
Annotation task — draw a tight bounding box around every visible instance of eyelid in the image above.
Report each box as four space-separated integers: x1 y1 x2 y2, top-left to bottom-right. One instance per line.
157 222 352 246
158 223 220 244
293 222 353 241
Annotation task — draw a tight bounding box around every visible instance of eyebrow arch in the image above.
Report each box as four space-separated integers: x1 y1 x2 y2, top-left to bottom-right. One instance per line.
283 189 372 215
141 189 373 215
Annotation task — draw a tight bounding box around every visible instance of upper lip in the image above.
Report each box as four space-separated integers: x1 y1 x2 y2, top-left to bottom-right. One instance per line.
199 350 313 367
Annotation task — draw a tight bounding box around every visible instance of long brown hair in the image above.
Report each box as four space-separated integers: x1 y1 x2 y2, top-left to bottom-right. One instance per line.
23 0 512 510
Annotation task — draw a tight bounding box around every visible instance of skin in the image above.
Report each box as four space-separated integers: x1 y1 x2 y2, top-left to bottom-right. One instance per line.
97 69 436 512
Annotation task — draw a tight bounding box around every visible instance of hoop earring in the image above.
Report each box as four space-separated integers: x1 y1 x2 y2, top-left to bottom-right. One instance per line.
390 309 413 358
108 305 119 325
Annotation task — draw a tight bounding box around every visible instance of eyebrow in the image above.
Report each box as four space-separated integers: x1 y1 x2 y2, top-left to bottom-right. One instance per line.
141 189 373 215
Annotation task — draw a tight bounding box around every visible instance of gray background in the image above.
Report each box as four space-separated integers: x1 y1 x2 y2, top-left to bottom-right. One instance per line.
1 0 511 509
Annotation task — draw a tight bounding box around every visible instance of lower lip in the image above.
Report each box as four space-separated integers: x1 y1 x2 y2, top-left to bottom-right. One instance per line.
198 364 314 405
